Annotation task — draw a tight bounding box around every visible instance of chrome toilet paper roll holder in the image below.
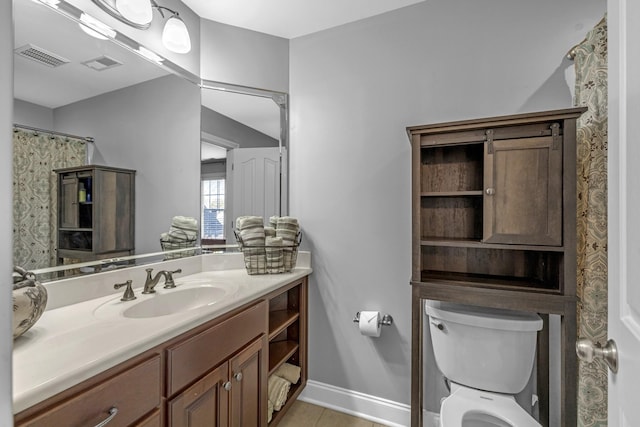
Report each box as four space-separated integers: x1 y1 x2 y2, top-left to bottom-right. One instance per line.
353 312 394 326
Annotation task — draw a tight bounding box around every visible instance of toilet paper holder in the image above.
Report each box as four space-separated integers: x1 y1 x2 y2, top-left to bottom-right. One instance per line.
353 312 393 326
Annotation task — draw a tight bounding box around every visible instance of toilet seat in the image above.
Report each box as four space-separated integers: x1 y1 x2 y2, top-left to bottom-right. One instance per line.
440 384 541 427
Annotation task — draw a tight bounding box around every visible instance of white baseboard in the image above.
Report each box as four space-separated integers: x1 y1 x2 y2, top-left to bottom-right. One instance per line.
298 380 439 427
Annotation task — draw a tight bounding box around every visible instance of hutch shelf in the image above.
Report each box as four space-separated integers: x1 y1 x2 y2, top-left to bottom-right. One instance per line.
409 107 586 426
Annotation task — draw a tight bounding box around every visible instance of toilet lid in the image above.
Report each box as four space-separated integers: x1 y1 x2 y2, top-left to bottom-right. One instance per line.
441 386 541 427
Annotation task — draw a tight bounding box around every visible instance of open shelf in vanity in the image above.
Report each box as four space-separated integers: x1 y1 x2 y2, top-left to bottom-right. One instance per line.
266 277 308 426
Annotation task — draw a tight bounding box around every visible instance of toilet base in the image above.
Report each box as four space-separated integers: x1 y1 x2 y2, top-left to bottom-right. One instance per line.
440 384 541 427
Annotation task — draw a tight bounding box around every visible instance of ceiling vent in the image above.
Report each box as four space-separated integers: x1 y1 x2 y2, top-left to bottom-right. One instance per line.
14 44 70 68
81 56 123 71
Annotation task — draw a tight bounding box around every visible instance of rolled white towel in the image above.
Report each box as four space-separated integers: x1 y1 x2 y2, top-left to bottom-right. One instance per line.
273 363 301 384
236 215 263 230
268 375 291 411
269 216 279 229
265 236 284 273
267 399 274 423
264 226 277 237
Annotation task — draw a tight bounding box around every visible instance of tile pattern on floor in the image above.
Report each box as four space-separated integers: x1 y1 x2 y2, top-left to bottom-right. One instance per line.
276 400 388 427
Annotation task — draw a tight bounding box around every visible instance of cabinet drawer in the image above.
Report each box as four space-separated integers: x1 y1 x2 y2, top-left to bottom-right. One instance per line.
167 301 267 396
18 355 161 427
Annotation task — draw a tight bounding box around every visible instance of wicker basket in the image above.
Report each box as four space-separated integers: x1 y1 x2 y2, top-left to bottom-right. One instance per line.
160 230 198 259
235 230 302 275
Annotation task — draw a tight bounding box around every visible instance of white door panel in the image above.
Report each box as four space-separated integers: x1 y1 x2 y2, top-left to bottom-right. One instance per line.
225 147 281 243
608 0 640 423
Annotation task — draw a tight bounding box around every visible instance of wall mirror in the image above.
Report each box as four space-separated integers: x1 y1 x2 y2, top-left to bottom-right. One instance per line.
12 0 289 280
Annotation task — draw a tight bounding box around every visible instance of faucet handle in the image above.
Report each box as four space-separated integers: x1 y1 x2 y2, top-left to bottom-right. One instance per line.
114 280 136 302
163 269 182 289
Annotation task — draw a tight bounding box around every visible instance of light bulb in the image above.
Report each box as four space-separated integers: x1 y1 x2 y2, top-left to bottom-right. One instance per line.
162 15 191 54
115 0 153 26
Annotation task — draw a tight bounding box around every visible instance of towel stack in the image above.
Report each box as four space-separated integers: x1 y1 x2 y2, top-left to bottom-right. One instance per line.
274 217 300 271
267 363 302 422
236 216 267 274
160 216 198 259
236 216 301 274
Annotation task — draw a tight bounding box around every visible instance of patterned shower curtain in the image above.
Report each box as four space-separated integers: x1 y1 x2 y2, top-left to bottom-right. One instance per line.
13 129 87 270
574 16 608 427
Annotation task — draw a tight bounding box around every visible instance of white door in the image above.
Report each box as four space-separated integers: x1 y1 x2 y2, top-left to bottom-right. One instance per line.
225 147 282 243
607 0 640 424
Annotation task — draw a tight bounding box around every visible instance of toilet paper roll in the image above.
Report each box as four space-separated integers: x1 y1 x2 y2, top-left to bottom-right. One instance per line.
358 311 381 337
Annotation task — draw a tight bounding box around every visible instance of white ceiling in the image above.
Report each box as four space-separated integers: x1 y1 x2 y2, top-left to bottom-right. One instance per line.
181 0 425 39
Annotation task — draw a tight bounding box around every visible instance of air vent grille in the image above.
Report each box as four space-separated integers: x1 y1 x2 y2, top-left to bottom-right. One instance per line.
14 44 70 68
81 56 123 71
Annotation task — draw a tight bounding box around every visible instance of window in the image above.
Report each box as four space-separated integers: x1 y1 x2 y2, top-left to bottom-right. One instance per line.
201 178 225 240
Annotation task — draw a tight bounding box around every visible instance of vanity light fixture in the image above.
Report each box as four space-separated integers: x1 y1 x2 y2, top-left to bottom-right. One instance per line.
153 2 191 54
91 0 191 54
115 0 153 26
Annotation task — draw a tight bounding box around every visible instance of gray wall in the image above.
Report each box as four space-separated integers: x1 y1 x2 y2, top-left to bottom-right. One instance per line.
289 0 606 412
200 19 289 92
1 0 13 422
13 99 53 129
54 74 201 254
201 106 278 148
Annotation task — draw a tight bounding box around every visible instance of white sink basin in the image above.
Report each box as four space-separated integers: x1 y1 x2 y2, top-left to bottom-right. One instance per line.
123 286 228 318
94 281 239 319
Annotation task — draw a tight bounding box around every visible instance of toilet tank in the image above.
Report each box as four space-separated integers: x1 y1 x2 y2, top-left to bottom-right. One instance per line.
425 300 542 394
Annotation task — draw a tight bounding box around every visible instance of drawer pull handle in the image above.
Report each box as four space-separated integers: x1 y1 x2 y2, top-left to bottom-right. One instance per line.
234 372 243 382
223 381 232 391
94 407 118 427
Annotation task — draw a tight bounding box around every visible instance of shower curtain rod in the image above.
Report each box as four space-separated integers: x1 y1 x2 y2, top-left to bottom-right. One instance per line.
13 123 95 143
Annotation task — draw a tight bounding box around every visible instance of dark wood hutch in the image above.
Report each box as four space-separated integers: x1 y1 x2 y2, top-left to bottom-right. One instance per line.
409 107 586 426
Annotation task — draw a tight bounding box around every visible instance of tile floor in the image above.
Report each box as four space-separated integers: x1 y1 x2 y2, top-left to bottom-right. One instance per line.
276 400 388 427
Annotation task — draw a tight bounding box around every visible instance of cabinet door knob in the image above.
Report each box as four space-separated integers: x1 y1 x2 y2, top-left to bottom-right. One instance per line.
485 188 495 195
223 381 232 391
234 372 243 382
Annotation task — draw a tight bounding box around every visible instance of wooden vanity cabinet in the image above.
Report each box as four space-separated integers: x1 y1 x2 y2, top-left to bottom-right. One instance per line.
14 276 309 427
169 337 265 427
55 165 135 264
15 354 163 427
408 108 586 427
167 301 268 427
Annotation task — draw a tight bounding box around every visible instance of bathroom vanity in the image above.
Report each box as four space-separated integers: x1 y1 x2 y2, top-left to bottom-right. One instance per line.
13 253 310 427
408 108 586 427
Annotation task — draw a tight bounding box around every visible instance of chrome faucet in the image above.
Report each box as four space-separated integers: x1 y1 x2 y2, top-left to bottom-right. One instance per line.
142 268 182 294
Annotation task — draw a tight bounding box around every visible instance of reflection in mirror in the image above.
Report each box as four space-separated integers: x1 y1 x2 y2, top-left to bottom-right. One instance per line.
13 0 201 280
12 0 290 281
199 82 289 246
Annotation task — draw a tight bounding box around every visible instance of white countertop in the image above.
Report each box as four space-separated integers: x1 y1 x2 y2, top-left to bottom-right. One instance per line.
13 253 312 414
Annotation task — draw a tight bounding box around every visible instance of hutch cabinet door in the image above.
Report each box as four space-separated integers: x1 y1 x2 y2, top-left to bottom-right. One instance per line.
59 175 79 229
168 363 230 427
483 136 562 246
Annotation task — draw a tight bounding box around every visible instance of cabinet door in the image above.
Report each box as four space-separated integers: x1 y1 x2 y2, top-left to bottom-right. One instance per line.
59 175 79 228
169 363 230 427
229 337 267 427
483 136 562 245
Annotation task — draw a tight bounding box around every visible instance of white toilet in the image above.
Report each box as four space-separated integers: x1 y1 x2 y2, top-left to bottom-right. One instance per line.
424 300 543 427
